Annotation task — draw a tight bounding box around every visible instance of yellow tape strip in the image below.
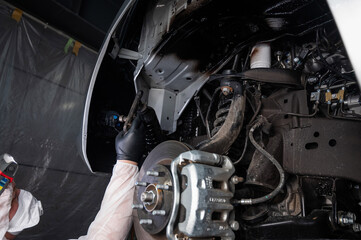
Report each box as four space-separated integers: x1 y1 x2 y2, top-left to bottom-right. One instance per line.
337 89 345 101
325 91 332 102
72 41 82 56
11 8 23 23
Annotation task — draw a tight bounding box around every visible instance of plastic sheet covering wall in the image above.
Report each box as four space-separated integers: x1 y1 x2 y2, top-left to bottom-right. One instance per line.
0 3 112 239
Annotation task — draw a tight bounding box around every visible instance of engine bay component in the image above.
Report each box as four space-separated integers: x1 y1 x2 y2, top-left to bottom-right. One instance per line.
250 43 271 69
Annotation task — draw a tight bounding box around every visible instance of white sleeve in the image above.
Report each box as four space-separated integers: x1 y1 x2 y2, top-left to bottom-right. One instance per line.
74 162 138 240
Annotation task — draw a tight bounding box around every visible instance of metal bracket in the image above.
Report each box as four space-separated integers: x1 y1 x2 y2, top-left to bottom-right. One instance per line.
118 48 143 60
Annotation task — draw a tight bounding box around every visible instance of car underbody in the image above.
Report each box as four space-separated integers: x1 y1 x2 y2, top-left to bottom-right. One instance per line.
83 0 361 239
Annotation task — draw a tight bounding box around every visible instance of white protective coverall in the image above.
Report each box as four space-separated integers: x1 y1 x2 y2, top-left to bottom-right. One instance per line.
76 162 138 240
0 184 13 240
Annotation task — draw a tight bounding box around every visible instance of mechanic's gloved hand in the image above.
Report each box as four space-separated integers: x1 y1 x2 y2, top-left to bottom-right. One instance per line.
115 115 145 164
104 111 120 128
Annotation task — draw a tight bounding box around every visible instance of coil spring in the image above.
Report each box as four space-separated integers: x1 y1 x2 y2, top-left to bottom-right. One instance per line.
211 95 232 136
145 122 158 152
141 107 164 153
182 104 197 138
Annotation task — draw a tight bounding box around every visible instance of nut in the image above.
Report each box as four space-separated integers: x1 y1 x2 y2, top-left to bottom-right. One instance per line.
221 87 232 96
231 176 244 184
230 220 239 231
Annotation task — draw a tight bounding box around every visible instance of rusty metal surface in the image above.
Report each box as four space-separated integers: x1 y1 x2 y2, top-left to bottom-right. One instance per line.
269 176 303 217
282 118 361 183
198 93 246 154
246 133 283 190
261 88 309 128
242 69 302 88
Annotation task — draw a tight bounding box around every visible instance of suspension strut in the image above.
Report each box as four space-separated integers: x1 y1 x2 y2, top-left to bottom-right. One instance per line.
198 70 246 154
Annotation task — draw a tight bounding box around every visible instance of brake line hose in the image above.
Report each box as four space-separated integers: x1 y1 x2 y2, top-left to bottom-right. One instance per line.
236 116 285 205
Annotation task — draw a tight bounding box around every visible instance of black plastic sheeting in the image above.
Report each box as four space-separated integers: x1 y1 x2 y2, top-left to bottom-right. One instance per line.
4 0 125 50
0 4 112 239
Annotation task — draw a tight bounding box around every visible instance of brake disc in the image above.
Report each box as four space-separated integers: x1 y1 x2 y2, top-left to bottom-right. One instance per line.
132 140 190 240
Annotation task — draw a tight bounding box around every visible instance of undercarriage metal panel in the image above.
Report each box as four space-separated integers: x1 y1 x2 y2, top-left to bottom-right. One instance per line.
134 0 212 133
245 210 333 239
283 118 361 183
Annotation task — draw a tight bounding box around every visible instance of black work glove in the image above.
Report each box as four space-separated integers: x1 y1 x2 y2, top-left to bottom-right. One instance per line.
115 115 145 164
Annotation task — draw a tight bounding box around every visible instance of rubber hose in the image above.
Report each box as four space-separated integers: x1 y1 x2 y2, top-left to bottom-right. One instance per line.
237 117 285 205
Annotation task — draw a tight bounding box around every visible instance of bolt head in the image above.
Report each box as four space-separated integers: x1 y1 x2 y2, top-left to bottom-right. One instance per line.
230 221 240 231
222 87 230 96
231 176 244 184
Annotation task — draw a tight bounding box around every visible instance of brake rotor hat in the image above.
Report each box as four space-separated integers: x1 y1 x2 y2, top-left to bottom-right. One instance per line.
7 189 43 235
0 184 13 238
